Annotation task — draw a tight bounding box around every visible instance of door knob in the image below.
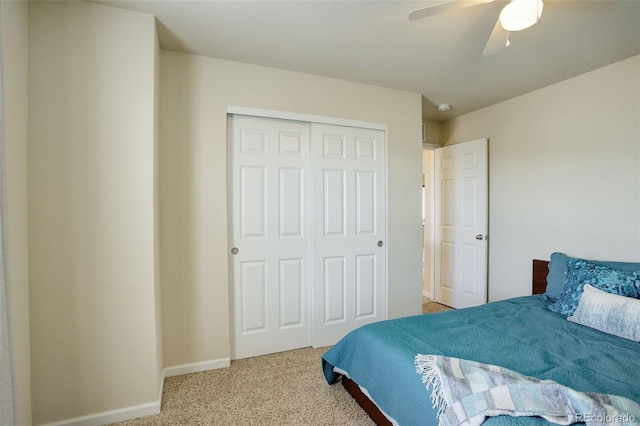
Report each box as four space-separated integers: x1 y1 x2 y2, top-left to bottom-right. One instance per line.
475 234 484 240
377 241 384 247
230 247 239 255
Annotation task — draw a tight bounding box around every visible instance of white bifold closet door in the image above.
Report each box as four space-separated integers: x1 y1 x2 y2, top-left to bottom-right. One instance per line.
228 115 386 359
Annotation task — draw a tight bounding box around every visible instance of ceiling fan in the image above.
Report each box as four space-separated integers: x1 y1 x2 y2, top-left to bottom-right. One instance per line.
409 0 544 56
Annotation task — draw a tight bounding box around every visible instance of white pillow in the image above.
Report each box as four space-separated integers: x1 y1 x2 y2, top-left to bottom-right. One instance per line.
568 284 640 342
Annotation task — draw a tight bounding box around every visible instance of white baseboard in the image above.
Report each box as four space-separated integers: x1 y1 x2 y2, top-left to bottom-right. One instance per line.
164 357 230 378
39 399 160 426
38 358 230 426
40 371 165 426
423 290 433 299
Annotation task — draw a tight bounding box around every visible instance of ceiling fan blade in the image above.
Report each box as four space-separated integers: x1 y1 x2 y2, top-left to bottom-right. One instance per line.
482 17 509 56
409 0 494 21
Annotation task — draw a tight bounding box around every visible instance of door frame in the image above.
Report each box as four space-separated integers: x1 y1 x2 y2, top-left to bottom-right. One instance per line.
226 106 389 354
227 106 387 132
422 146 437 300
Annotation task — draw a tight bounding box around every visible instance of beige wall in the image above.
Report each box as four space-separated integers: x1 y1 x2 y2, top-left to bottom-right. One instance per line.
160 51 424 368
2 0 31 424
153 21 164 400
28 2 162 423
422 120 442 146
443 55 640 301
18 0 639 422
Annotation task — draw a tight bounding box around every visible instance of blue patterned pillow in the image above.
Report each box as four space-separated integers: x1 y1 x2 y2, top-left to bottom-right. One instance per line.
547 258 640 316
544 252 640 302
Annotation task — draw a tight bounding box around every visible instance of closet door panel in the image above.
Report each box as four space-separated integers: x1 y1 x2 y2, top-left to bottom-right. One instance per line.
229 115 311 359
230 115 387 356
311 124 386 348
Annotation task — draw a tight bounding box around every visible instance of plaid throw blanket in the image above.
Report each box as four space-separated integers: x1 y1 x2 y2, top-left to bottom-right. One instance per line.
415 355 640 426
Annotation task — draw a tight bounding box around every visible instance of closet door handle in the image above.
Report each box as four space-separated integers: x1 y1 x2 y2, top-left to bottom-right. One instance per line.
230 247 239 255
377 241 384 247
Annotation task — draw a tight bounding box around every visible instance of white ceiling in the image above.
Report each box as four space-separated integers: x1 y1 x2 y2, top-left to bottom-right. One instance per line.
93 0 640 121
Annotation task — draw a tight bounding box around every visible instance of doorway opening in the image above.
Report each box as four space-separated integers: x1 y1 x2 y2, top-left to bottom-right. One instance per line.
421 117 442 305
422 146 436 303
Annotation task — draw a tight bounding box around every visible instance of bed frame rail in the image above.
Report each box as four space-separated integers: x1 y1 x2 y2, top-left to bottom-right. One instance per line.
341 377 392 425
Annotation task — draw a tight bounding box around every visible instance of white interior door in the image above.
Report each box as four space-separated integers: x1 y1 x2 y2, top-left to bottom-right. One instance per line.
229 115 311 359
434 138 488 309
311 124 386 348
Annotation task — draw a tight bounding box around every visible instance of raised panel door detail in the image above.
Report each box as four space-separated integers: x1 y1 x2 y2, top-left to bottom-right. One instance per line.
442 154 454 171
355 137 375 161
279 168 303 238
241 129 267 154
356 254 375 318
462 177 477 228
356 171 375 235
441 241 454 290
241 261 267 333
241 166 266 239
324 170 345 237
462 151 477 168
441 179 455 228
324 256 346 323
462 244 477 295
280 258 304 328
279 131 304 157
323 135 346 159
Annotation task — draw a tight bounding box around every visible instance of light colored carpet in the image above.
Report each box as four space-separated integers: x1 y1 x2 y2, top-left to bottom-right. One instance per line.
110 346 374 426
112 305 451 426
422 301 452 314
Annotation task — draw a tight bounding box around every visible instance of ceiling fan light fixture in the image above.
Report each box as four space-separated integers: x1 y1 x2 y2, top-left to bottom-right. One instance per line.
499 0 543 32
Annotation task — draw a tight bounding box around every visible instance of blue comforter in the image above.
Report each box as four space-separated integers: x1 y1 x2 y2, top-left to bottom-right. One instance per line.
322 295 640 425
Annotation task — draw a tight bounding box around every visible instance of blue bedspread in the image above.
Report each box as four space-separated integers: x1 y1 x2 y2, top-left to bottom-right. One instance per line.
322 295 640 425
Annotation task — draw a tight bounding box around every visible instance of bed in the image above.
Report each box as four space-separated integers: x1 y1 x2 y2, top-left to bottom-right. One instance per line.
322 256 640 425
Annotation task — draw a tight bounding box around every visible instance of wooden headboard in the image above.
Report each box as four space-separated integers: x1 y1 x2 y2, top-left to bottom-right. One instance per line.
532 259 550 295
